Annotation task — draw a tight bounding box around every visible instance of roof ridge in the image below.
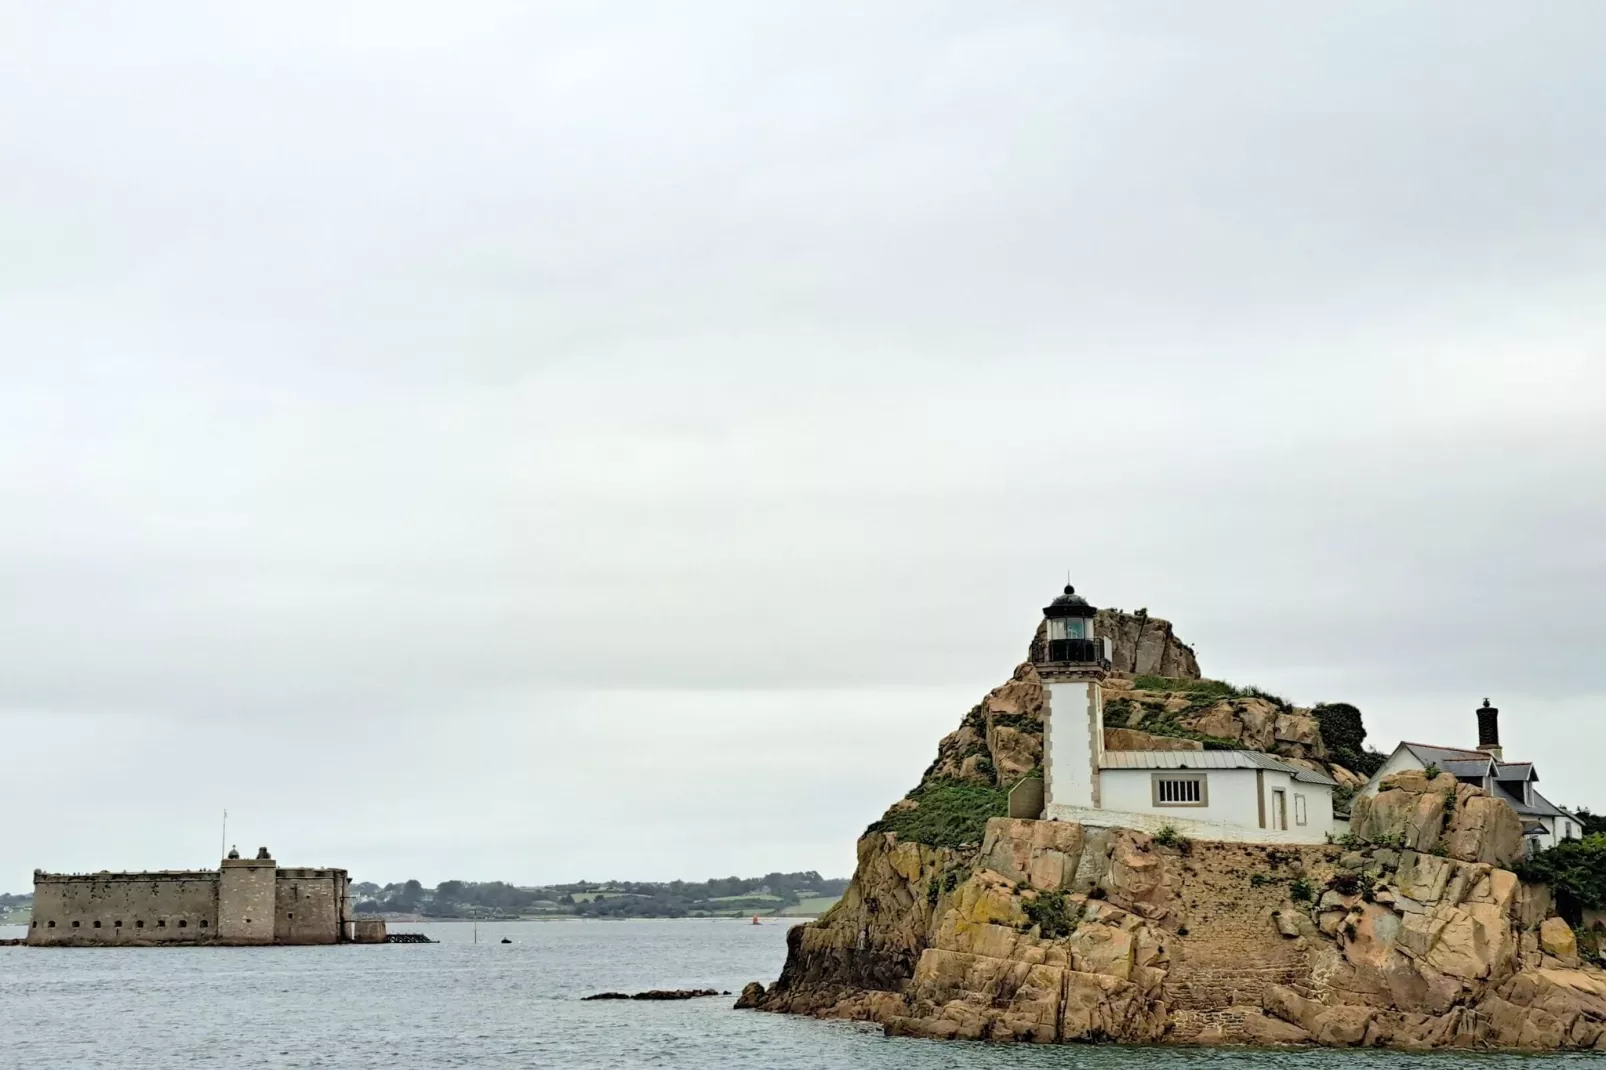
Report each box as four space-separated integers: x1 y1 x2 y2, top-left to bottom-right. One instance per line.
1400 741 1489 757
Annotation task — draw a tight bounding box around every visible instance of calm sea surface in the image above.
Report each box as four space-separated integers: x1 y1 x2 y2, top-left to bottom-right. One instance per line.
0 920 1594 1069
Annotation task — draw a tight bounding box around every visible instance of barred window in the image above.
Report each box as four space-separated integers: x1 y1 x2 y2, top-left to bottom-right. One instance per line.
1152 773 1207 806
1157 779 1200 803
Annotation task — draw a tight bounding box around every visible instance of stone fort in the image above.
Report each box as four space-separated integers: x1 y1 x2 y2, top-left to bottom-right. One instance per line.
27 846 386 947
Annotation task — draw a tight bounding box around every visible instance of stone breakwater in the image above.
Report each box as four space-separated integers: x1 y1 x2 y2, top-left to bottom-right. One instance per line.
742 786 1606 1049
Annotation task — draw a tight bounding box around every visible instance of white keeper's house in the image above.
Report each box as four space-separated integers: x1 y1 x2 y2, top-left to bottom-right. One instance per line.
1031 584 1338 844
1357 699 1583 854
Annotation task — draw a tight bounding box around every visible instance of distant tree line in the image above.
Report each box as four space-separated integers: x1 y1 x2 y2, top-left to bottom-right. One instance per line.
349 871 848 919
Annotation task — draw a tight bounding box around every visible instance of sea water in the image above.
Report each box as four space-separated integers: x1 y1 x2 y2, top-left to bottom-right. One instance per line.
0 919 1593 1068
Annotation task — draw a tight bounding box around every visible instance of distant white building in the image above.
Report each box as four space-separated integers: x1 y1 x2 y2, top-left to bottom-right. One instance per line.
1033 584 1338 844
1360 699 1582 853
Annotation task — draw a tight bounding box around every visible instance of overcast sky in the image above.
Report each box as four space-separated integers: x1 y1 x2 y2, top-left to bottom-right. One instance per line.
2 3 1603 890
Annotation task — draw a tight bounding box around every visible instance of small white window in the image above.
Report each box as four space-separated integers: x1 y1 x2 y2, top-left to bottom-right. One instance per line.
1294 794 1307 826
1153 774 1206 806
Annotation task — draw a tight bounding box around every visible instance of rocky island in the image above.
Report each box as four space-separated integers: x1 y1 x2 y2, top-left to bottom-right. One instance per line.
738 601 1606 1049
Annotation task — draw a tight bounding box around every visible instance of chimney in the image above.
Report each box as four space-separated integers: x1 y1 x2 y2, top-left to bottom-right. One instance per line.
1475 698 1502 761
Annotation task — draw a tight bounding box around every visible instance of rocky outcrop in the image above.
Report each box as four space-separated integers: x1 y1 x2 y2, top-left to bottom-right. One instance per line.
584 989 724 1001
923 613 1334 795
1029 610 1201 680
747 816 1606 1049
1349 771 1526 867
1102 728 1203 752
1097 610 1201 678
749 606 1601 1049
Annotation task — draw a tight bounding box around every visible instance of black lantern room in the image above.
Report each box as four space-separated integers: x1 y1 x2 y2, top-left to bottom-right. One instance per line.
1043 584 1099 663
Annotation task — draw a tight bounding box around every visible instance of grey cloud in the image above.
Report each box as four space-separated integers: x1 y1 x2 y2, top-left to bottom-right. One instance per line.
2 1 1604 885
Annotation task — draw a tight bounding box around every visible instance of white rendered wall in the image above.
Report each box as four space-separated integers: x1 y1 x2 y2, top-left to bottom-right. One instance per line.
1051 768 1335 844
1098 768 1263 828
1357 746 1424 798
1301 781 1335 834
1044 680 1100 809
1535 815 1580 851
1043 802 1333 845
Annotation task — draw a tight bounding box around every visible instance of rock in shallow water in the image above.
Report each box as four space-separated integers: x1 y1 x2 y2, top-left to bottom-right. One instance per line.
582 989 723 1001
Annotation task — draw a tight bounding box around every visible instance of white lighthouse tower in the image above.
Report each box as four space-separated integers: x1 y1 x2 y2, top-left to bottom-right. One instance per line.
1038 584 1112 810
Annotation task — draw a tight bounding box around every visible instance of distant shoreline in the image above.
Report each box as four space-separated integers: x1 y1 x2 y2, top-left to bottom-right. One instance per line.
380 913 826 923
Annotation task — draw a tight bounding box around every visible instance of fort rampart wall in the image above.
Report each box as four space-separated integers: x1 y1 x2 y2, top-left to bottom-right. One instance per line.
26 858 352 947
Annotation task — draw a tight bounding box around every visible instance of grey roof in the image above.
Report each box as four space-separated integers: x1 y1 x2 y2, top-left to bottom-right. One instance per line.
1526 789 1566 818
1398 743 1539 783
1401 743 1491 767
1495 762 1537 782
1489 782 1567 818
1101 750 1339 786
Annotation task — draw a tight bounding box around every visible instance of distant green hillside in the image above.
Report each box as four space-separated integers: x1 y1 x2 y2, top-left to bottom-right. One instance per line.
350 872 847 920
1 893 31 925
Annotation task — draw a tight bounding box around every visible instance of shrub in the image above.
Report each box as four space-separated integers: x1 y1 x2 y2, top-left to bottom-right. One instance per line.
926 878 939 906
1153 825 1189 849
1023 890 1075 939
866 780 1008 848
1517 834 1606 924
1102 697 1134 724
1327 873 1363 897
1288 877 1315 903
1249 873 1276 889
1313 702 1389 776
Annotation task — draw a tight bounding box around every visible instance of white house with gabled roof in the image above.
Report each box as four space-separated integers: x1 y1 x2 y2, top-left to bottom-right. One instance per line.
1030 583 1339 844
1359 699 1582 853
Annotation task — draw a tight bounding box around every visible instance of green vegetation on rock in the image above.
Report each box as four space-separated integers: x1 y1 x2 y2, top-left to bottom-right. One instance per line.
1131 676 1237 700
1022 889 1075 938
1103 693 1238 750
1312 702 1388 776
868 779 1008 848
1518 834 1606 923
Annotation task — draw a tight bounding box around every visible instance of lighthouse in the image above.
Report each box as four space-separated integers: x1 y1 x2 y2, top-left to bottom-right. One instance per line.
1037 584 1112 810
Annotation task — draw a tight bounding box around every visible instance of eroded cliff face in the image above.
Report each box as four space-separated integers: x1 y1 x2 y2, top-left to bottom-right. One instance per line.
753 801 1606 1048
